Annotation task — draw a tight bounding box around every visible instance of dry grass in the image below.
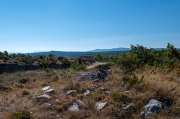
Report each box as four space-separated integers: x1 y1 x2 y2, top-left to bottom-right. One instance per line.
0 66 180 119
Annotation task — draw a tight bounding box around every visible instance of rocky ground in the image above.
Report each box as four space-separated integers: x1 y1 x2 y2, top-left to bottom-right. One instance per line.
0 65 180 119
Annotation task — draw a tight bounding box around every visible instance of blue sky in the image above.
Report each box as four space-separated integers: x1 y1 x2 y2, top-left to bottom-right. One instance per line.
0 0 180 53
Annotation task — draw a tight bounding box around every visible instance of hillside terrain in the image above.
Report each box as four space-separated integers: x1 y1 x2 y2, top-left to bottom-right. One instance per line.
0 43 180 119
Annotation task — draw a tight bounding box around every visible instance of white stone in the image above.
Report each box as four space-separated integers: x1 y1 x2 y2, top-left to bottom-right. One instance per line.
37 94 51 99
95 102 108 110
44 89 54 94
42 86 50 91
68 103 79 111
122 103 134 110
66 90 77 95
77 100 85 105
84 90 90 96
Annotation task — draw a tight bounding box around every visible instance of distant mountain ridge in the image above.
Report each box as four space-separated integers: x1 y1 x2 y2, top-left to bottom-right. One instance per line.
90 47 130 52
25 47 180 59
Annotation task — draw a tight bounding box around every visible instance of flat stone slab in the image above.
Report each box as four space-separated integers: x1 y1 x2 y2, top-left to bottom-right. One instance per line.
37 94 51 99
95 102 108 110
66 90 77 95
42 86 50 91
44 89 54 94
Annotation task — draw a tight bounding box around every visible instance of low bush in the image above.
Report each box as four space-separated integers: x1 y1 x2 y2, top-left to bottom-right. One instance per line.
18 78 29 84
70 62 86 71
8 110 32 119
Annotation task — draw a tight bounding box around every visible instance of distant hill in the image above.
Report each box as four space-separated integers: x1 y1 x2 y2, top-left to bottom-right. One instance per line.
26 51 127 59
90 47 130 52
25 47 180 59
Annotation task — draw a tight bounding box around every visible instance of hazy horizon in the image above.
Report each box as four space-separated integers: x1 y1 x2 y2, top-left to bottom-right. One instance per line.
1 0 180 53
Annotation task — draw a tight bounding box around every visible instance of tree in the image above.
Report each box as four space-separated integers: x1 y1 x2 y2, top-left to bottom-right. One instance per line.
95 54 105 61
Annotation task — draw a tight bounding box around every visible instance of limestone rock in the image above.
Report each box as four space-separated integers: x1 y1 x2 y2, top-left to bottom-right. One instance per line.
42 86 50 91
77 100 85 105
68 103 79 111
44 89 54 94
122 103 135 110
84 90 90 96
75 72 97 81
37 94 51 99
95 102 108 110
66 90 77 95
140 99 162 116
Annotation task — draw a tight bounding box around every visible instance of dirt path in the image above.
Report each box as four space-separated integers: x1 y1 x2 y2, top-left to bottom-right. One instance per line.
86 62 107 69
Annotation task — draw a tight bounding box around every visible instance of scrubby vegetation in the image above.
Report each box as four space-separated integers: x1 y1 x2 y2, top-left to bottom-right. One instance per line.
0 43 180 119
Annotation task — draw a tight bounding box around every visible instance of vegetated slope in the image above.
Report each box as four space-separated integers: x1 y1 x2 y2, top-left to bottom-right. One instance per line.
0 43 180 119
26 51 126 59
0 64 180 119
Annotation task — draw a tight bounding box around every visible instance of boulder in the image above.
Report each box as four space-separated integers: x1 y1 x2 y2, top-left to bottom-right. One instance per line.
95 102 108 110
97 71 105 80
75 72 97 81
140 99 162 116
68 103 79 111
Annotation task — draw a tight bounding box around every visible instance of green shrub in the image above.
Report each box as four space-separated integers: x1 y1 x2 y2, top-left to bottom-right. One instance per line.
95 63 113 70
8 110 32 119
117 52 140 73
18 78 29 84
70 62 86 71
111 90 126 104
122 75 144 87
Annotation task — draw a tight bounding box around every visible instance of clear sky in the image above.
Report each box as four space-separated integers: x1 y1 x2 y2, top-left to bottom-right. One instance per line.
0 0 180 53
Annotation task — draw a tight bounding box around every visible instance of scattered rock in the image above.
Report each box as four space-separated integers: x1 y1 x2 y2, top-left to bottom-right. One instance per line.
56 99 60 102
77 100 85 105
105 91 111 94
100 87 105 91
42 86 50 91
89 87 96 91
37 94 51 99
68 103 79 111
75 72 97 81
140 99 162 116
44 89 55 94
66 90 77 95
95 102 108 110
44 103 53 108
162 100 172 109
106 69 112 75
104 78 109 82
124 91 130 93
122 103 134 110
97 71 105 80
84 90 90 96
92 79 100 83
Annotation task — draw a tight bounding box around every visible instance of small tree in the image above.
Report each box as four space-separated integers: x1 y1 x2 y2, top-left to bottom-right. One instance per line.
95 54 105 61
